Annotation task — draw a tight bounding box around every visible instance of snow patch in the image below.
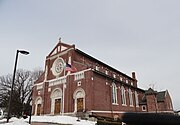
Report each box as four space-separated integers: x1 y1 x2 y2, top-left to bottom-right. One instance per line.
0 115 96 125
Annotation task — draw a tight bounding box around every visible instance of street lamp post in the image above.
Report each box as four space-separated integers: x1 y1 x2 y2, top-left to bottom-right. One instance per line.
7 50 29 123
29 100 32 124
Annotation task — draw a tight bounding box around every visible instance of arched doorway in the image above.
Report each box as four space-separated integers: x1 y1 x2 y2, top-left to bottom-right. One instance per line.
50 88 62 115
35 97 42 116
0 108 3 118
73 88 85 112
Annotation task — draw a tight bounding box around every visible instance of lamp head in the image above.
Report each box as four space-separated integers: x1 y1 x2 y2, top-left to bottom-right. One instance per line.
18 50 30 55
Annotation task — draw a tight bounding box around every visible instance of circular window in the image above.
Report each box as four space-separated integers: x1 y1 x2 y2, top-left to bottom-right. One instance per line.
51 58 65 76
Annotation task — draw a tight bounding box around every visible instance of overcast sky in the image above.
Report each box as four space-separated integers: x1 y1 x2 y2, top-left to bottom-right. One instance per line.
0 0 180 110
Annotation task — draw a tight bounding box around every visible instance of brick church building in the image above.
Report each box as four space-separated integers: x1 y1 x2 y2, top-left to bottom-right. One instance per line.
32 41 173 118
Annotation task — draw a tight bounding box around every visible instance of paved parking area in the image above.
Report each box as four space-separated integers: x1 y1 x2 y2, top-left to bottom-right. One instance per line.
31 123 57 125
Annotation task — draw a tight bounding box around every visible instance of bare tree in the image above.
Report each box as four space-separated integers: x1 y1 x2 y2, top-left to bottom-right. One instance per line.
0 68 43 117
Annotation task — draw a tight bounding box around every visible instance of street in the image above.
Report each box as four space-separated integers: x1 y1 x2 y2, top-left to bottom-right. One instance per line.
31 122 70 125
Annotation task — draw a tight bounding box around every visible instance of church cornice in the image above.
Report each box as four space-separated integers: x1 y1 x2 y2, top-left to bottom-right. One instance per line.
93 69 145 92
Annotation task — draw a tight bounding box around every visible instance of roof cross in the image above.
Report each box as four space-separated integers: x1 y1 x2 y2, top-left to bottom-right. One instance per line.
59 37 61 43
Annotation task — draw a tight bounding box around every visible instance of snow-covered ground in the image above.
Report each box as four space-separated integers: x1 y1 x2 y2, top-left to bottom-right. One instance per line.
0 115 97 125
0 117 29 125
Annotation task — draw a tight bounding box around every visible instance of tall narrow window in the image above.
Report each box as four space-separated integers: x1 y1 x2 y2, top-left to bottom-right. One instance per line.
112 83 118 104
121 86 126 105
105 70 108 75
135 91 139 107
126 79 129 84
129 89 133 106
113 74 116 78
120 77 123 81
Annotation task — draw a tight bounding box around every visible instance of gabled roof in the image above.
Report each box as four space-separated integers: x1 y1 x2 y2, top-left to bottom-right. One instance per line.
140 89 167 105
36 41 136 83
157 91 166 102
145 88 157 95
47 42 138 81
75 49 135 81
47 42 75 58
35 42 75 84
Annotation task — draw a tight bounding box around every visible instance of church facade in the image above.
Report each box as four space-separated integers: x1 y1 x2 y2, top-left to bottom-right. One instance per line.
32 41 173 118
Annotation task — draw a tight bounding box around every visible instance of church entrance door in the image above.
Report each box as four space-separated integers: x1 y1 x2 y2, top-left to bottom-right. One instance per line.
77 98 83 112
37 104 41 116
54 98 61 114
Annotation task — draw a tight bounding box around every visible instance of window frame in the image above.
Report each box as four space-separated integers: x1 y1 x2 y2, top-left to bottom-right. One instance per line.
121 86 127 106
135 91 139 107
112 83 118 104
129 89 134 107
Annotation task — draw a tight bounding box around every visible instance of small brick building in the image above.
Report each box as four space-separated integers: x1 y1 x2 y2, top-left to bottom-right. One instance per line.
139 88 173 113
32 41 173 118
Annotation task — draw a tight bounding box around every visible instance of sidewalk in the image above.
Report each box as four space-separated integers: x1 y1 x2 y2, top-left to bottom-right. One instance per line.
0 122 6 124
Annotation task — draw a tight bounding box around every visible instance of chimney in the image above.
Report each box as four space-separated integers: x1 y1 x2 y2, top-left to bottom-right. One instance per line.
132 72 136 80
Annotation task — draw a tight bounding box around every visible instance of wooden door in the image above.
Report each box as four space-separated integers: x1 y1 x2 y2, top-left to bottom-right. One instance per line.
37 104 41 116
77 98 84 112
54 99 61 114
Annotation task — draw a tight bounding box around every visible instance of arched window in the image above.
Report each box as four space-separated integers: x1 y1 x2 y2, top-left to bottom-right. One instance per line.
129 89 133 106
112 83 118 104
135 91 139 107
0 108 3 117
121 86 126 105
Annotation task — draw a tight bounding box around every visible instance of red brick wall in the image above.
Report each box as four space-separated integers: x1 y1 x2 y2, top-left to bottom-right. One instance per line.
146 94 157 112
64 70 93 113
158 102 166 111
164 91 173 111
